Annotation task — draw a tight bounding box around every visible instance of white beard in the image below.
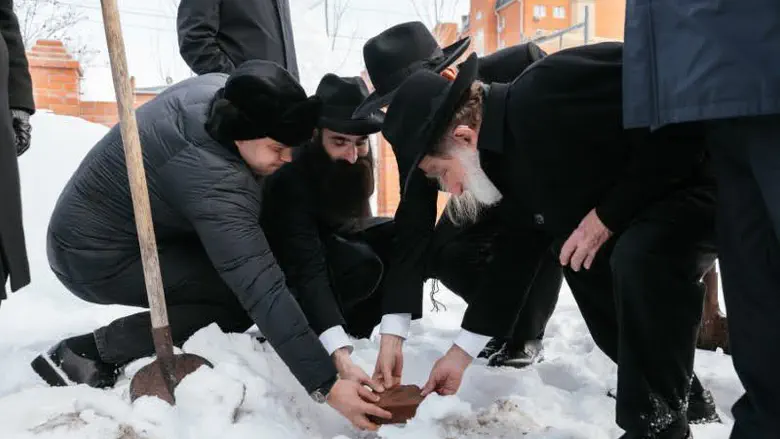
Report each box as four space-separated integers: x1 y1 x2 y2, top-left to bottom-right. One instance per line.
444 148 502 226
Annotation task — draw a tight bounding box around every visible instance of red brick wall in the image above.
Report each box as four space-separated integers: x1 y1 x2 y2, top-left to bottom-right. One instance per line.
27 39 160 127
28 40 81 116
79 101 120 126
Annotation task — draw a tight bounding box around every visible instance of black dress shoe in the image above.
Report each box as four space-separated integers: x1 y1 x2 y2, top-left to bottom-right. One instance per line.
478 337 505 359
31 340 118 388
488 339 543 368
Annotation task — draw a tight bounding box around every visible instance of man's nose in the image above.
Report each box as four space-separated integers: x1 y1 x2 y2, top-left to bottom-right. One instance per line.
345 146 358 164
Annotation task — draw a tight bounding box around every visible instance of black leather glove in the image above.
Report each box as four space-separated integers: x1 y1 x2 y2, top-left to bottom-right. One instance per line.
11 109 32 157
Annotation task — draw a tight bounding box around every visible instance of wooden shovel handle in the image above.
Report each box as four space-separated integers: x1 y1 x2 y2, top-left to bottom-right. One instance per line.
99 0 169 335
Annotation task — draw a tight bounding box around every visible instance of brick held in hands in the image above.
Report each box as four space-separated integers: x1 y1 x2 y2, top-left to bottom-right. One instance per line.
367 384 425 425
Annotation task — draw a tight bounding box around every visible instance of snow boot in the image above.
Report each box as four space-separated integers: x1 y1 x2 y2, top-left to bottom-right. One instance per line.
478 337 505 359
618 417 691 439
31 337 118 388
487 339 543 368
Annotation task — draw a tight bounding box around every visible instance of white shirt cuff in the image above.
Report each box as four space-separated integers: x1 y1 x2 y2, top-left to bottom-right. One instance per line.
453 328 492 359
379 313 412 339
319 326 353 356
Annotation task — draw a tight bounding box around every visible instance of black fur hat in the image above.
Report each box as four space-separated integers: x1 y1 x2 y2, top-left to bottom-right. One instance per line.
206 60 321 146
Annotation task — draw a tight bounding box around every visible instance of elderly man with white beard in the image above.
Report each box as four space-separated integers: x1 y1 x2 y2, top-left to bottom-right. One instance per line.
381 44 718 439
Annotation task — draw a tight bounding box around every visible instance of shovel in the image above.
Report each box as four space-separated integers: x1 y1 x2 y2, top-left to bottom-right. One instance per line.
99 0 211 404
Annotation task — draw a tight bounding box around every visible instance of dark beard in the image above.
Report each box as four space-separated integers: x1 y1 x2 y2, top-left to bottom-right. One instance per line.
302 139 375 226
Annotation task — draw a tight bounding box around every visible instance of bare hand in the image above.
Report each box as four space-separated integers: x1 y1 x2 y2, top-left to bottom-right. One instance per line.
559 208 613 271
327 379 392 431
333 348 384 393
373 334 404 389
421 344 473 396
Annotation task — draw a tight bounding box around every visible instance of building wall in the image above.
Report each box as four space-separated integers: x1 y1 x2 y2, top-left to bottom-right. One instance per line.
468 0 498 56
594 0 625 40
27 40 161 127
523 0 572 36
496 2 522 49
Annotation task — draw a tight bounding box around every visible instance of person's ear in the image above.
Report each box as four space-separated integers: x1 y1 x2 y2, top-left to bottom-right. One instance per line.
452 125 478 150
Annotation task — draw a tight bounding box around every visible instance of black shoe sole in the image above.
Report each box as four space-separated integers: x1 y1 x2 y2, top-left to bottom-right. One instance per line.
31 354 70 387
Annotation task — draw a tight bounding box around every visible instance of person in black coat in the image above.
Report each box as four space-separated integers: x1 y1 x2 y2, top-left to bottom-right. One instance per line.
32 61 390 430
383 45 717 439
624 3 780 437
177 0 298 79
262 75 393 417
354 22 562 386
0 0 35 304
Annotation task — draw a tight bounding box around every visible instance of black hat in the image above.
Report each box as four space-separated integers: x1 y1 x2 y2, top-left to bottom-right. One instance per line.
315 74 383 136
353 21 471 118
206 60 321 146
381 53 479 194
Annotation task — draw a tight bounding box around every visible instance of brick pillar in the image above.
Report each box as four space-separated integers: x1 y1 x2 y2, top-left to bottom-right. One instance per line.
27 40 82 116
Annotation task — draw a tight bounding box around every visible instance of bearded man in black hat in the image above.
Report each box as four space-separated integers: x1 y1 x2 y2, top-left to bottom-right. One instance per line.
354 22 562 389
32 61 391 430
382 44 719 439
262 74 392 412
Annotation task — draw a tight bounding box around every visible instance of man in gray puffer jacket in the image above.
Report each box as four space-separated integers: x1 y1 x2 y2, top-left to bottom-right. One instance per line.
31 60 391 430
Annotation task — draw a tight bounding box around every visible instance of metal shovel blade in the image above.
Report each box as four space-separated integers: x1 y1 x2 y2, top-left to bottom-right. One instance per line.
129 353 212 404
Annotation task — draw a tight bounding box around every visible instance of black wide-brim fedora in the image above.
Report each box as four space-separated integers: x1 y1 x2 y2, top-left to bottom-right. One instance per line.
353 22 471 119
381 52 479 196
319 109 384 136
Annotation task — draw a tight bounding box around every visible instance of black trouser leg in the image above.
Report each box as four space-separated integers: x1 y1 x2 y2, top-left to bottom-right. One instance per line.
326 219 393 338
60 242 254 366
560 186 716 434
429 212 561 343
509 254 562 342
707 116 780 439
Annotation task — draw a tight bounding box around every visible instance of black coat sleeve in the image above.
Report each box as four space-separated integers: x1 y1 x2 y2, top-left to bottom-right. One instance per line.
177 0 235 75
262 174 346 335
160 151 337 393
476 42 546 84
380 167 439 317
461 214 553 337
595 125 708 232
0 1 34 113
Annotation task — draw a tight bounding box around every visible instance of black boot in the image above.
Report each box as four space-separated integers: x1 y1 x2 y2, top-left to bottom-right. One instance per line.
618 417 692 439
687 384 721 424
607 379 721 425
478 337 505 359
487 339 544 368
31 335 119 388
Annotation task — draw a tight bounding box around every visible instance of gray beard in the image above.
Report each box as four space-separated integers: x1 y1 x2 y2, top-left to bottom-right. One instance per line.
444 148 502 226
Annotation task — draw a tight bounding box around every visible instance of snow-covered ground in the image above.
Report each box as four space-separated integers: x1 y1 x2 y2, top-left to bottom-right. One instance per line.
0 113 743 438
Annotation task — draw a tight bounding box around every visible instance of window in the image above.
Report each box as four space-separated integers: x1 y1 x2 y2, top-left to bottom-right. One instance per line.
553 6 566 19
475 29 485 56
476 10 483 20
533 5 546 18
497 15 506 32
